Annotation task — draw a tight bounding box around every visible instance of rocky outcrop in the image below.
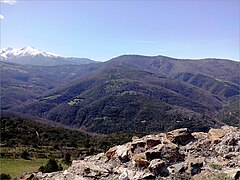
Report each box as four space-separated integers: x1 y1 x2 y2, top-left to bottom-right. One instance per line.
166 128 193 145
20 125 240 180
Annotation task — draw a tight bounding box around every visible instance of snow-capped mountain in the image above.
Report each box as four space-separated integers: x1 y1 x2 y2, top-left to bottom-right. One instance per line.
0 47 95 66
0 46 59 59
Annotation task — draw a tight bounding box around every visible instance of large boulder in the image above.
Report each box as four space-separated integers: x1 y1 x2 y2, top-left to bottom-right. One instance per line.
145 143 184 163
166 128 193 145
132 153 149 167
148 159 169 177
146 137 162 149
106 143 131 161
207 128 224 143
115 144 131 161
131 139 146 154
223 168 240 180
19 126 240 180
145 144 164 161
106 146 118 159
188 157 204 175
171 162 186 174
20 173 37 180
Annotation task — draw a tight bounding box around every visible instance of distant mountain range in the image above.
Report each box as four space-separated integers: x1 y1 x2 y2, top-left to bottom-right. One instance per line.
0 47 96 66
1 50 239 134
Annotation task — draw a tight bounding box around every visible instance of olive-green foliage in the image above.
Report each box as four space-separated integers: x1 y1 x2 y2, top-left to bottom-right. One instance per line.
20 151 30 160
13 65 235 134
209 163 223 170
171 173 191 180
0 173 11 180
211 173 233 180
218 97 240 127
0 116 90 148
64 153 71 165
38 158 63 173
0 116 147 157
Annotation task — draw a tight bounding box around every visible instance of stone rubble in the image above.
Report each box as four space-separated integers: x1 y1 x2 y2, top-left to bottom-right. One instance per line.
20 125 240 180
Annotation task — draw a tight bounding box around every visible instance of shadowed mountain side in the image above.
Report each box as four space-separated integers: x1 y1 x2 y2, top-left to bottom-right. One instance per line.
3 55 239 134
0 61 103 110
12 67 226 134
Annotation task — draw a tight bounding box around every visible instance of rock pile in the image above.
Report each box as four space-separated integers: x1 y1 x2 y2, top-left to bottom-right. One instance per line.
20 126 240 180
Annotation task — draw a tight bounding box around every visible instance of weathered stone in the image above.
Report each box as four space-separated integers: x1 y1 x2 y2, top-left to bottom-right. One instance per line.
115 144 131 161
224 152 237 159
208 128 224 143
19 126 240 180
224 168 240 180
131 139 146 154
189 158 204 175
161 143 184 162
44 171 65 180
145 144 164 161
20 173 36 180
172 162 186 173
132 136 140 141
235 171 240 180
146 138 161 149
166 128 193 145
131 140 146 148
221 125 238 133
106 146 118 159
190 158 204 167
118 170 129 180
145 143 183 163
131 171 155 180
142 173 156 179
192 132 208 140
133 153 149 167
226 137 238 146
192 169 213 180
148 159 169 177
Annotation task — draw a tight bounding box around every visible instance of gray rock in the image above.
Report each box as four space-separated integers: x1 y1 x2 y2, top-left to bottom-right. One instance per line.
19 126 240 180
119 171 128 180
172 162 186 173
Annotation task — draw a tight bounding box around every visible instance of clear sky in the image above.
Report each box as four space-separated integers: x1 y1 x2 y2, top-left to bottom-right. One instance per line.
0 0 239 61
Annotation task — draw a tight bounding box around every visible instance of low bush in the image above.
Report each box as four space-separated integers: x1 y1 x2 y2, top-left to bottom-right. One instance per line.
38 158 63 173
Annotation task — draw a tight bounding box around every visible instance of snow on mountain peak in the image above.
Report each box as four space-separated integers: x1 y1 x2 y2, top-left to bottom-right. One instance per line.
18 46 42 56
0 46 60 59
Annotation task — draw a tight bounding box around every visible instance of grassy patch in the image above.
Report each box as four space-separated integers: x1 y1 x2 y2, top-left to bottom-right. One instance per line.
0 158 68 179
0 158 48 179
211 172 234 180
209 163 223 170
67 98 83 106
41 94 61 100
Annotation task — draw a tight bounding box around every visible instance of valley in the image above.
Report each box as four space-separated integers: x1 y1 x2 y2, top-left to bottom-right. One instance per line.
1 1 239 179
1 54 239 134
1 50 239 179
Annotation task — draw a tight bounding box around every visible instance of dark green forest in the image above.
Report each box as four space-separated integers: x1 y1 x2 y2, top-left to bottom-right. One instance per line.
0 116 146 159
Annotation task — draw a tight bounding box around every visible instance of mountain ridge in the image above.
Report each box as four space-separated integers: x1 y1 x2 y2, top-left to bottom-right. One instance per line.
3 54 239 134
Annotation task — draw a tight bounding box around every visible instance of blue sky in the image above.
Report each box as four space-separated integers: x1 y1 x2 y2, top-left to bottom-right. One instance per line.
1 0 239 61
